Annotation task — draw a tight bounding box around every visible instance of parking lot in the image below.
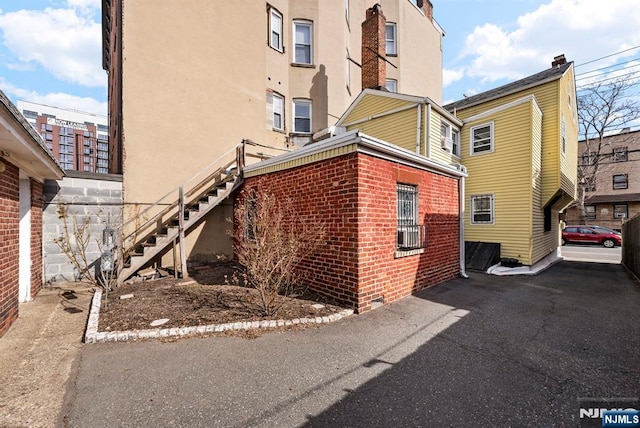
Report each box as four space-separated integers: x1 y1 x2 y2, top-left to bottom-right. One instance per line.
60 260 640 427
560 244 622 264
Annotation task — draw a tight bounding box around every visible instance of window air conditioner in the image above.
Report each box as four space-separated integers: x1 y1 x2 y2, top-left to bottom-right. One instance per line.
397 229 419 248
614 212 627 219
441 136 453 151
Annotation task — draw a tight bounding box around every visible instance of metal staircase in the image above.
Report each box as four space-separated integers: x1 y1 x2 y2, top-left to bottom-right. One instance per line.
117 144 246 283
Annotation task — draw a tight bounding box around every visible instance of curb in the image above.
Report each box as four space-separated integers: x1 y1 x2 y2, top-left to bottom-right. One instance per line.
84 289 354 343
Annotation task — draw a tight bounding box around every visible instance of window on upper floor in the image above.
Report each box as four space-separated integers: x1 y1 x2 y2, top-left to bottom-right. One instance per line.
293 99 312 134
614 204 628 219
385 23 397 56
385 79 397 93
470 122 493 155
440 120 460 157
614 147 628 162
272 92 284 131
293 20 313 65
613 174 628 190
581 152 597 166
23 110 38 119
269 7 283 52
471 194 494 224
585 205 596 220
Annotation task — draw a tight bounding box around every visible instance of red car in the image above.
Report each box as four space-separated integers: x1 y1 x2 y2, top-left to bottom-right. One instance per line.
561 225 622 248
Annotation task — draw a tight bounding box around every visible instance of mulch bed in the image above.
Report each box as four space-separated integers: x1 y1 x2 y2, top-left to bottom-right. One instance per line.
98 261 346 333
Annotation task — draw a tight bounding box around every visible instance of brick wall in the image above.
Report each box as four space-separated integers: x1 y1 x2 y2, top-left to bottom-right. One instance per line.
0 160 20 337
30 179 44 298
240 152 460 313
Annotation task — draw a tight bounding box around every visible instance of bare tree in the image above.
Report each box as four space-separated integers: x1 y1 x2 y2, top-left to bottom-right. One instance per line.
232 179 326 316
575 73 640 223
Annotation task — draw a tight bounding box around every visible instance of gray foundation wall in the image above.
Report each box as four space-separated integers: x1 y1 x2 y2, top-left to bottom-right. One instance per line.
43 171 123 283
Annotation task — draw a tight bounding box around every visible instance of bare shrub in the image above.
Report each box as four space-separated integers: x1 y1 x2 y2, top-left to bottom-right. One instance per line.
232 180 325 316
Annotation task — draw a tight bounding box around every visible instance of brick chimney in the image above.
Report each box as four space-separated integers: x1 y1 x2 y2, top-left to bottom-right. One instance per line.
552 54 567 67
361 4 387 90
422 0 433 21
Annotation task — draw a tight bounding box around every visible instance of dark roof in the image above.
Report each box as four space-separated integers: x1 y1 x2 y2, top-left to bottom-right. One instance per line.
585 193 640 204
443 62 572 112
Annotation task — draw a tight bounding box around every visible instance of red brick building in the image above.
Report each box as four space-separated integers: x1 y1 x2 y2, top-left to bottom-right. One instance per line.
0 92 64 337
240 130 465 312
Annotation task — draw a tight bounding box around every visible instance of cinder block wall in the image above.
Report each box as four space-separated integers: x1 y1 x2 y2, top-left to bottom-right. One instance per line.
43 172 123 283
240 152 460 312
0 160 20 336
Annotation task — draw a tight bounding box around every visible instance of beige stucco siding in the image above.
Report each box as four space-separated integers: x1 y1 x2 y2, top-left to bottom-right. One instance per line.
462 101 536 264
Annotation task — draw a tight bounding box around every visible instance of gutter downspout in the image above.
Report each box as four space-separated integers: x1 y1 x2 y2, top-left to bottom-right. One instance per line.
425 103 432 158
458 164 469 278
415 104 421 154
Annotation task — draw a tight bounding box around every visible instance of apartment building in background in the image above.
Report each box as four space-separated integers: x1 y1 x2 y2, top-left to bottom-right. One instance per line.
102 0 445 258
565 128 640 230
16 101 109 174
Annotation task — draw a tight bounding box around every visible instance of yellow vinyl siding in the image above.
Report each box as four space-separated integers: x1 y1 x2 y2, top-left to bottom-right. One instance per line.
530 105 557 264
346 107 419 153
559 71 578 200
244 144 357 177
341 94 415 126
462 100 535 264
429 108 458 165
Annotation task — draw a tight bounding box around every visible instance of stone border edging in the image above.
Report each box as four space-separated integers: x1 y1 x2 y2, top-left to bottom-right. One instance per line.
84 289 354 343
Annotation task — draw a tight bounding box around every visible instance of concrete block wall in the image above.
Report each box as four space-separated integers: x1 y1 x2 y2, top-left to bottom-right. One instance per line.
43 172 123 283
240 151 460 313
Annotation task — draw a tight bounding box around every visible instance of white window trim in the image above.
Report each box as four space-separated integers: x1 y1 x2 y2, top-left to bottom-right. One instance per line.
293 99 312 134
269 8 283 52
470 194 495 225
385 78 397 93
440 120 461 157
470 122 494 156
293 20 313 65
272 93 284 131
385 23 397 56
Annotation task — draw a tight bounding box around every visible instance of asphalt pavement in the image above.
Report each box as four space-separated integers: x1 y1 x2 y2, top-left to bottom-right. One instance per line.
59 261 640 427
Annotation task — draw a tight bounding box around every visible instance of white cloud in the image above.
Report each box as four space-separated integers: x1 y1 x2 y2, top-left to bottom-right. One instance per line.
458 0 640 84
443 67 465 87
1 78 107 116
0 1 104 87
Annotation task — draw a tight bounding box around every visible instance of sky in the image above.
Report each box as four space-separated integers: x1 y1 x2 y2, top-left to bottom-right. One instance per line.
0 0 638 124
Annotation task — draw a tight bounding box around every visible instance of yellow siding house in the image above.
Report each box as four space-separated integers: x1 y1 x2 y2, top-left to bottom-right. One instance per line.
333 56 578 267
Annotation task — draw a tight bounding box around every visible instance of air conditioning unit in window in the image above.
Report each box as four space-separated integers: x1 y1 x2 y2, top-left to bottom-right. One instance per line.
441 136 453 151
397 229 419 249
614 212 627 219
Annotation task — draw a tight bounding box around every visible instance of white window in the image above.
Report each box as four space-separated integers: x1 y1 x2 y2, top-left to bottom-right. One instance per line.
272 93 284 131
293 99 312 133
440 120 460 157
471 194 494 224
470 122 494 155
385 23 396 55
293 20 313 65
385 79 397 93
614 204 628 219
269 8 283 52
561 115 566 155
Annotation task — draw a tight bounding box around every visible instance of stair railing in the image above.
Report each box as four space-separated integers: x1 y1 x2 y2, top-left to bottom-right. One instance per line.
118 142 246 254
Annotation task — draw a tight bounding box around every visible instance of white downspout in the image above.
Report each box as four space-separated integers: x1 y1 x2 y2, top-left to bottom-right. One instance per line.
415 104 421 154
458 165 468 278
425 103 432 158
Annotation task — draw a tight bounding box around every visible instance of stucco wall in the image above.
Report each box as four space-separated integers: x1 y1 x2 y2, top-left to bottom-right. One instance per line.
43 172 123 283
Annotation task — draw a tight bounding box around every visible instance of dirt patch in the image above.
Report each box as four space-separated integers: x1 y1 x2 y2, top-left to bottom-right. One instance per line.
98 261 346 333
